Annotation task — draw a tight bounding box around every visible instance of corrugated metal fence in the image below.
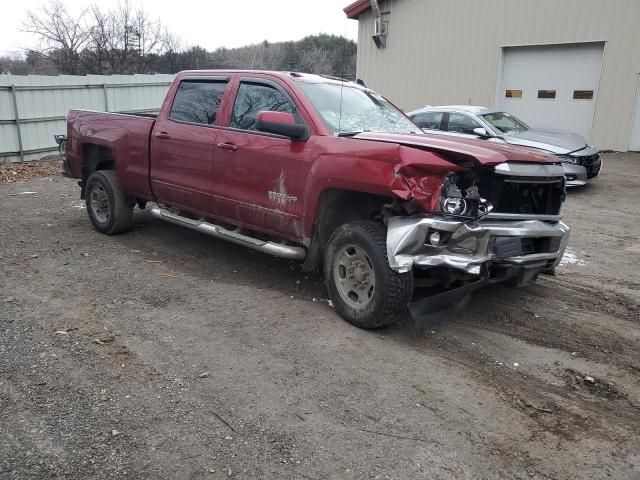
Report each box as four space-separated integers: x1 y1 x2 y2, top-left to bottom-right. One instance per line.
0 73 176 163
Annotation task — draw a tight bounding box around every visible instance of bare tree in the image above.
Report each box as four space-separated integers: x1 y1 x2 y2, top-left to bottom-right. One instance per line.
23 0 91 74
88 1 164 74
299 47 332 75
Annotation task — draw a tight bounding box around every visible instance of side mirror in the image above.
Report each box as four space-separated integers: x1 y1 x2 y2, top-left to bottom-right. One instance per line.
255 111 309 140
473 127 491 138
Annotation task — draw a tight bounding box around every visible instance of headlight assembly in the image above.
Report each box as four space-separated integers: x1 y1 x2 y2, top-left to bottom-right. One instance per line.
440 173 492 218
557 155 580 165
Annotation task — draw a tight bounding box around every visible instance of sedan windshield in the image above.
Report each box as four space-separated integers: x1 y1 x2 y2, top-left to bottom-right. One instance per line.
481 111 529 135
299 82 419 135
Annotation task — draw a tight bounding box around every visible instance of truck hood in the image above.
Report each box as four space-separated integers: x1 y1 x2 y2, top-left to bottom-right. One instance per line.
501 127 587 155
353 131 558 167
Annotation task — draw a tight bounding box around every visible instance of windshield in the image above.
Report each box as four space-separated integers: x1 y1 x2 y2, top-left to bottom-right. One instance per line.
299 82 419 135
481 111 529 135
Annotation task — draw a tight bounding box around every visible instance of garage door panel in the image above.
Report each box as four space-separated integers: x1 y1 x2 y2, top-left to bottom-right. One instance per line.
498 43 604 140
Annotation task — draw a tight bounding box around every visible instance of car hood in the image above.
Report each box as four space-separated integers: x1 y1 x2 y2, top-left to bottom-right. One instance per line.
501 128 587 155
353 131 558 167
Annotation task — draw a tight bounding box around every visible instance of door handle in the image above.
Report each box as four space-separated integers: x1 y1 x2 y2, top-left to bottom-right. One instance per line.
154 131 171 139
217 142 238 152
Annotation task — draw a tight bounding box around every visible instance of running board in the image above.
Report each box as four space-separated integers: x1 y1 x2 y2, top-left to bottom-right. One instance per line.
149 205 306 260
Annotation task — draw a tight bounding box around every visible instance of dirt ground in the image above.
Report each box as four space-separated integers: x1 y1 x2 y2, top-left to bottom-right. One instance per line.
1 153 639 480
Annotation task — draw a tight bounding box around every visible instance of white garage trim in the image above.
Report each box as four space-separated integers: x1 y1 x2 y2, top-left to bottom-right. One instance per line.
629 74 640 152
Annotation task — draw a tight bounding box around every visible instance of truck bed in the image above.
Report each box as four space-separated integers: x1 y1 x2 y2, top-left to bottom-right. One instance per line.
66 109 157 198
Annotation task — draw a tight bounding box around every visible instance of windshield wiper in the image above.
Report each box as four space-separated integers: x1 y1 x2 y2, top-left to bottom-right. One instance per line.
337 130 367 137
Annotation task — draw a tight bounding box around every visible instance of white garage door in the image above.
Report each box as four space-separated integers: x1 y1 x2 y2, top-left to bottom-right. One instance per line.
498 43 604 141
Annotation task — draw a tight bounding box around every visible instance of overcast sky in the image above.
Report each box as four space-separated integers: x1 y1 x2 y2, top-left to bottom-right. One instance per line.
0 0 358 55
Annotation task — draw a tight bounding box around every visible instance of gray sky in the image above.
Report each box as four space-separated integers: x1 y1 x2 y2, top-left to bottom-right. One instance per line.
0 0 358 55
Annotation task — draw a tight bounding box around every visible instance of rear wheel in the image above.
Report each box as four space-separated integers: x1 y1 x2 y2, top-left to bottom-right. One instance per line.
323 220 414 329
85 170 133 235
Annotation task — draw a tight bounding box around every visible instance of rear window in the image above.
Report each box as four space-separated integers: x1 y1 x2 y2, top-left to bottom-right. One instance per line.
169 80 228 125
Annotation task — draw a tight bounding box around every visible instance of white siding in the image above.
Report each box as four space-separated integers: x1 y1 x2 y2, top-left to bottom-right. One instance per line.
354 0 640 151
0 73 175 162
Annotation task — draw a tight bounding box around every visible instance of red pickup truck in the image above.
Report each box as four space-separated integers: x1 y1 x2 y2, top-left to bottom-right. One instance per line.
62 70 569 329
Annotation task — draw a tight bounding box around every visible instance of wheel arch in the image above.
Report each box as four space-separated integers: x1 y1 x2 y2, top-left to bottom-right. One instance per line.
302 188 394 272
79 144 116 198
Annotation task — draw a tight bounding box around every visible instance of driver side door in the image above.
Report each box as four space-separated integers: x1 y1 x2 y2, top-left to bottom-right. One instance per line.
212 77 314 241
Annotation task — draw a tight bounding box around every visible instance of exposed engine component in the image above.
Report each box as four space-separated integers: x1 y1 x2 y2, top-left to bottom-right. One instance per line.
440 173 493 218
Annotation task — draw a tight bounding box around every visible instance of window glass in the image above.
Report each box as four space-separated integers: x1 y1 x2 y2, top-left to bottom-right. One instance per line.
299 82 418 135
481 112 529 135
169 80 227 125
573 90 594 100
506 90 522 98
446 113 483 135
231 82 296 131
413 112 443 130
538 90 556 99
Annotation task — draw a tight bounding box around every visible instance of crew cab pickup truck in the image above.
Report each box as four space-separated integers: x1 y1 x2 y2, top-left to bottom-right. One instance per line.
62 70 569 329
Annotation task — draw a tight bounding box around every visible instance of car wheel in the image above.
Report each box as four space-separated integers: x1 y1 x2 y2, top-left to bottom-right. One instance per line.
85 170 133 235
323 220 414 329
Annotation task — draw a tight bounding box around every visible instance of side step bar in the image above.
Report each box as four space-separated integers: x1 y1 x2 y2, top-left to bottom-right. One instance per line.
149 205 306 261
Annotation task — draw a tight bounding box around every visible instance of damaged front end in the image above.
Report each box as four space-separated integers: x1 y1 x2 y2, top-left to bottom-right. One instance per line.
387 161 569 329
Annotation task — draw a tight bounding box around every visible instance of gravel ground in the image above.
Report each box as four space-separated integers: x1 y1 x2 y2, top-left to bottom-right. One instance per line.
1 153 639 480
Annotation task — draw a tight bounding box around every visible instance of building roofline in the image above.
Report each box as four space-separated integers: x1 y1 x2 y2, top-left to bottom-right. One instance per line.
344 0 371 19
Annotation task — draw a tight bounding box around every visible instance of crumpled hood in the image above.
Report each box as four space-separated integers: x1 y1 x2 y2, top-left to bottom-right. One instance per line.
502 127 587 155
353 131 558 167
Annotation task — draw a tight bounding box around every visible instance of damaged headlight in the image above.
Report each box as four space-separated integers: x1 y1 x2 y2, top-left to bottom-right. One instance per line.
441 197 469 216
557 155 580 165
440 173 493 218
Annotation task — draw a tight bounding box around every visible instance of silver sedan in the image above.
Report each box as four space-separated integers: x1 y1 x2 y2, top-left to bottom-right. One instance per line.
406 105 602 186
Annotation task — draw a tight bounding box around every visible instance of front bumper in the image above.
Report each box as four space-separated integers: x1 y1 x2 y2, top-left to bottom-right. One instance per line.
387 215 569 278
563 148 602 186
562 163 589 186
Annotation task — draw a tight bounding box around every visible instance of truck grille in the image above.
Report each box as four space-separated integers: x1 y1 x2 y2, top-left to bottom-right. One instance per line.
478 173 565 216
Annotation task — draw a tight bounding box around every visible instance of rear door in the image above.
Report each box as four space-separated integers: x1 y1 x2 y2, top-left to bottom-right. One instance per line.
212 77 314 240
150 77 229 213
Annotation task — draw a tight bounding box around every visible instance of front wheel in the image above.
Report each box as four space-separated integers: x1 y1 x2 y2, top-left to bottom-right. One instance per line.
323 220 414 329
85 170 133 235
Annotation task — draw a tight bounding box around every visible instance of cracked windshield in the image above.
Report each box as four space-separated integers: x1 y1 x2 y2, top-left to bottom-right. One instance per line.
300 82 419 135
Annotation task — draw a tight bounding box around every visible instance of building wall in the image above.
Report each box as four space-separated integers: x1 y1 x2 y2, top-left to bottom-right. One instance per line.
0 74 175 162
354 0 640 150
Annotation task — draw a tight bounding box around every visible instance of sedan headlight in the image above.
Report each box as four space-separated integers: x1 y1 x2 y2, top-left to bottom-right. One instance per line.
557 155 580 165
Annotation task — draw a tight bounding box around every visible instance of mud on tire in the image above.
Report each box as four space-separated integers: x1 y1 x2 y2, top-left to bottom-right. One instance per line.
85 170 133 235
323 220 414 329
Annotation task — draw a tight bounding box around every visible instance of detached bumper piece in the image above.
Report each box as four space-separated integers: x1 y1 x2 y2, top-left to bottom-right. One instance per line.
387 214 570 330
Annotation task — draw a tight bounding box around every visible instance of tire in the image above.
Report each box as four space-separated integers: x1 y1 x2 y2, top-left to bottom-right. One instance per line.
323 220 414 329
85 170 133 235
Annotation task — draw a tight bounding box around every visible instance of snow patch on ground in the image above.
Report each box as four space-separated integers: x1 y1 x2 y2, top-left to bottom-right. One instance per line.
560 248 586 267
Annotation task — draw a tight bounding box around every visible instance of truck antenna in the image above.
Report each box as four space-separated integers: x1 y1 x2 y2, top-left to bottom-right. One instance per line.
337 33 348 135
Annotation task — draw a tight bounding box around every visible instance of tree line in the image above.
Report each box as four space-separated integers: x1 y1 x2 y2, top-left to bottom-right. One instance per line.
0 0 357 78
